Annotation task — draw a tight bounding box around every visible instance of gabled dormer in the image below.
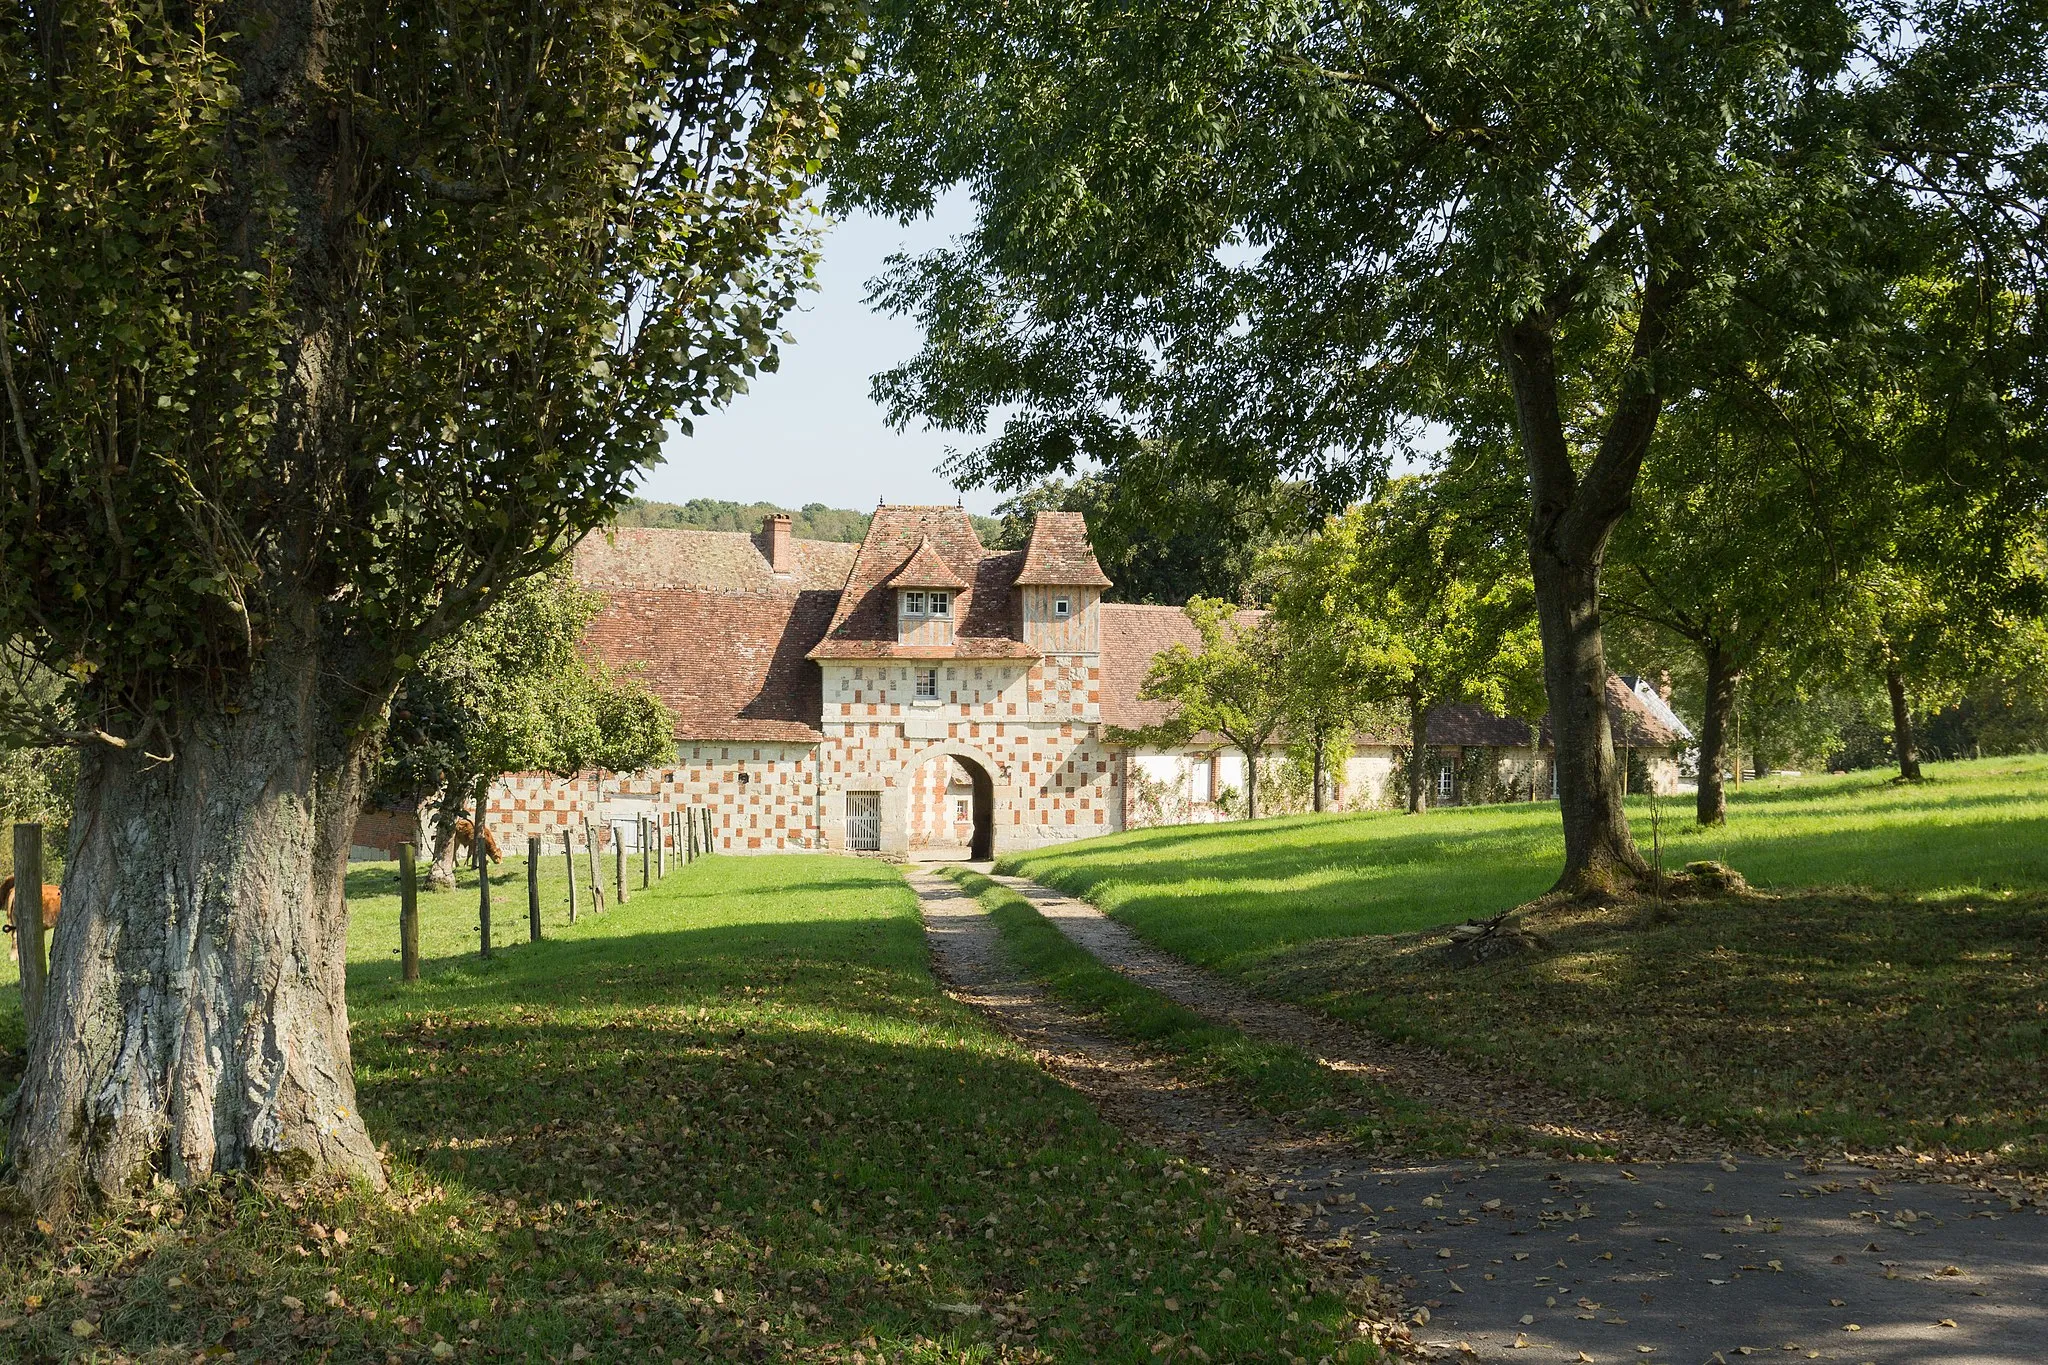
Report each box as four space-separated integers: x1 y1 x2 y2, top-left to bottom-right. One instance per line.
1014 511 1112 653
887 536 969 646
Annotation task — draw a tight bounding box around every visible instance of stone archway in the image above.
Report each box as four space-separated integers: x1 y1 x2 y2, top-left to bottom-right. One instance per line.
886 741 1010 861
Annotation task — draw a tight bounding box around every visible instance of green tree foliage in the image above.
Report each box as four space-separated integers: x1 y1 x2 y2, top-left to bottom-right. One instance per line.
1267 477 1542 814
1116 600 1288 819
0 0 858 1209
986 467 1309 605
833 0 2047 890
377 569 673 888
1605 403 1836 823
613 499 878 543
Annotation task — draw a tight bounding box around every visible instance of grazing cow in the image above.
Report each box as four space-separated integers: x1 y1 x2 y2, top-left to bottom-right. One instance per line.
452 817 501 865
1 875 60 933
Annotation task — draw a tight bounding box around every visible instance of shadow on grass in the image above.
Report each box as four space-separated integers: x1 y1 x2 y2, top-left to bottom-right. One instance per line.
1263 885 2048 1161
4 856 1379 1365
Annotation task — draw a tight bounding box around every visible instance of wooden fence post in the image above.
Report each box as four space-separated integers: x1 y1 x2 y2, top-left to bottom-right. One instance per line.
398 841 420 983
583 819 606 914
563 830 578 923
12 822 48 1030
686 806 697 862
641 816 651 889
656 812 666 879
703 807 714 855
527 836 542 942
478 848 493 959
615 825 629 905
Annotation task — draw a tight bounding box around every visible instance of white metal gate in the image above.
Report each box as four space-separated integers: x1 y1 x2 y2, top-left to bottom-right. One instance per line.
846 792 880 852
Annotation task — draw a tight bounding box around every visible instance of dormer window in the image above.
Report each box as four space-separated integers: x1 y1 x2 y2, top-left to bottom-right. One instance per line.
1054 597 1071 618
929 590 951 618
902 590 926 616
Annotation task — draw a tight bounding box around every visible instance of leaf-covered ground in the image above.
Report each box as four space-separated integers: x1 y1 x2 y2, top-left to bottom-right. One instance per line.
0 855 1379 1363
1002 756 2048 1168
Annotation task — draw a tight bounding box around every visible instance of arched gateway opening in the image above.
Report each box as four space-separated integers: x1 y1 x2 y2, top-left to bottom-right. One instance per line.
905 751 996 862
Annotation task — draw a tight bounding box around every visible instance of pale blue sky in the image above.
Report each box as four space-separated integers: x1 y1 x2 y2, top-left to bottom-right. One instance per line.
638 199 1004 515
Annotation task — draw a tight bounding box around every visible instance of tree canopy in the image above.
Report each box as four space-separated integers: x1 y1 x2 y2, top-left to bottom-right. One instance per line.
1117 599 1288 819
833 0 2048 889
1 0 859 1212
378 568 673 885
1267 476 1543 813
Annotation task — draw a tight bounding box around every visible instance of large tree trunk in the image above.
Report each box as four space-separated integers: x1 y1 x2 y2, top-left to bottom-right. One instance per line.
1502 301 1668 893
1406 696 1428 814
1886 662 1922 781
1242 745 1260 820
1696 641 1736 826
8 620 389 1213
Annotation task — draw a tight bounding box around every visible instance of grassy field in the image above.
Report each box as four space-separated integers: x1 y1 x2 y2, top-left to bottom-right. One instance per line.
1001 756 2048 1164
2 855 1381 1363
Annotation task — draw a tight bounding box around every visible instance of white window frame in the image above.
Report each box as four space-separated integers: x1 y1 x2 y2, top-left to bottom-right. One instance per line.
955 796 970 822
915 668 939 700
1437 762 1455 800
1054 596 1072 618
929 590 951 618
902 590 927 617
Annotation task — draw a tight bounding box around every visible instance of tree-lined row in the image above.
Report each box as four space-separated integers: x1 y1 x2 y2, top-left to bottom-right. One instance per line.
829 0 2047 868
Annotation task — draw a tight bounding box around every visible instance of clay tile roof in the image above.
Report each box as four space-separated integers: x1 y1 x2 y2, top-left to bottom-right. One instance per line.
1099 603 1264 732
885 536 970 590
581 587 839 743
1015 510 1113 587
575 526 856 594
810 505 1040 660
1425 703 1536 747
1537 675 1685 750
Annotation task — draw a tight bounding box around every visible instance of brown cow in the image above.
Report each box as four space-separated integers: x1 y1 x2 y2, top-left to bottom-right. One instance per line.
1 875 60 933
452 817 500 865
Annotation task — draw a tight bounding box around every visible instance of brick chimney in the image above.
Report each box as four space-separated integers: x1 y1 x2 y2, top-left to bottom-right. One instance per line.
1657 669 1672 703
765 513 793 574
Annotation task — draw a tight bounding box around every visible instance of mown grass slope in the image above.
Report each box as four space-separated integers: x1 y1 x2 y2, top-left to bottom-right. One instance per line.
2 855 1378 1363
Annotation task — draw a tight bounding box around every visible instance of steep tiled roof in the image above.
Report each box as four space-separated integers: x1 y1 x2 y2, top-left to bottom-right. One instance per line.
1100 604 1202 731
1015 510 1112 587
811 506 1038 660
576 526 856 593
583 588 838 742
1538 675 1686 750
884 536 970 589
1425 703 1535 747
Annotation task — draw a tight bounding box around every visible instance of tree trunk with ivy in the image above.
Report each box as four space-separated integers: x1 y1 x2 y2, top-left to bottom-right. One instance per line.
8 616 390 1209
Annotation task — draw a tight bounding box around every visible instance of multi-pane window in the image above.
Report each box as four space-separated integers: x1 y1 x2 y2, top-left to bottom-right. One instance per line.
915 668 939 699
1437 763 1455 800
902 590 926 616
929 591 951 618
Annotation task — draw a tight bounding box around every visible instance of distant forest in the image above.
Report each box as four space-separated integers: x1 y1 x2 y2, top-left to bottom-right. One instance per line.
613 497 1005 545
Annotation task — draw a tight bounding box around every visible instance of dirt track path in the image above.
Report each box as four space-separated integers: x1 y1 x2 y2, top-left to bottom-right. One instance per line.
921 869 2048 1364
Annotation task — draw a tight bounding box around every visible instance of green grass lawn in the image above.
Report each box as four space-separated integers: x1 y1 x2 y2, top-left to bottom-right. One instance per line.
1000 755 2048 1165
1003 755 2048 967
2 855 1381 1363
